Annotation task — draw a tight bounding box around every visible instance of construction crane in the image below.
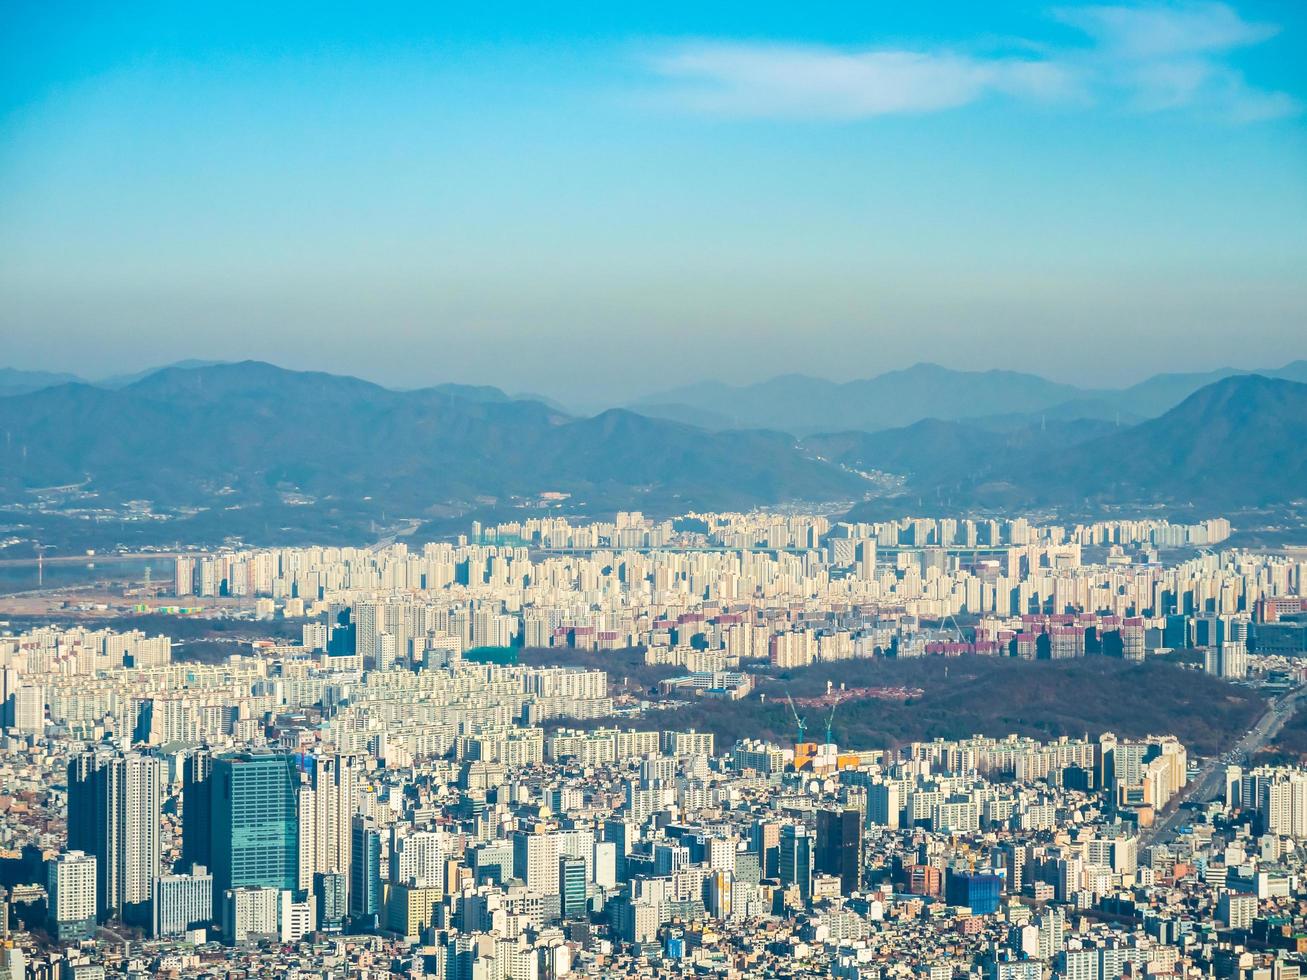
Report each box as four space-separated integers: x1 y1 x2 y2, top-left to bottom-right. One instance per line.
785 693 808 747
824 701 839 747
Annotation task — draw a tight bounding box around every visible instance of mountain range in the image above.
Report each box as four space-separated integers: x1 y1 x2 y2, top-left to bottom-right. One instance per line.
0 367 84 398
629 361 1307 435
0 361 1302 547
7 358 1307 433
0 361 863 519
829 374 1307 517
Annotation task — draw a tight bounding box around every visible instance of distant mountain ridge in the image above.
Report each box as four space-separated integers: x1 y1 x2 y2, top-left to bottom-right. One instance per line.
631 360 1307 435
1022 373 1307 508
0 367 83 398
6 357 1305 434
0 361 866 521
837 374 1307 518
0 362 1302 548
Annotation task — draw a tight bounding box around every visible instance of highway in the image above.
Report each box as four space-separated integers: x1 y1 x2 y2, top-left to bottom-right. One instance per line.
1143 685 1306 845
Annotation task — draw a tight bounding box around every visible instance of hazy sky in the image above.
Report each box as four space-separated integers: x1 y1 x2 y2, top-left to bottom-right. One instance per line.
2 1 1305 404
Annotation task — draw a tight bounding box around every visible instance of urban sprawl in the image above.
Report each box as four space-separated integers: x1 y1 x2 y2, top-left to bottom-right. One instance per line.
3 512 1307 980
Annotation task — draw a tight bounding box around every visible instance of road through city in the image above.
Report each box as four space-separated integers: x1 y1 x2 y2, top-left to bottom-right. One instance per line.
1145 685 1307 845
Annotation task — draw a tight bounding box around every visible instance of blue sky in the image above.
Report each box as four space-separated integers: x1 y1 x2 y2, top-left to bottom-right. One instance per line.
1 1 1304 404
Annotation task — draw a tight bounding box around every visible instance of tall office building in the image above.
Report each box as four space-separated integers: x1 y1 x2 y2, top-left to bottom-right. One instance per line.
751 820 780 879
209 753 299 907
868 782 902 829
66 751 99 856
1205 642 1248 680
67 748 163 921
47 851 97 941
778 824 813 901
559 856 587 920
593 840 617 890
349 815 383 930
945 868 1002 915
815 808 862 897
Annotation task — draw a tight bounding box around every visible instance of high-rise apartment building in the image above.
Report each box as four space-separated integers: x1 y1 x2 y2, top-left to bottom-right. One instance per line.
10 684 44 734
67 749 163 921
48 851 97 941
296 753 360 893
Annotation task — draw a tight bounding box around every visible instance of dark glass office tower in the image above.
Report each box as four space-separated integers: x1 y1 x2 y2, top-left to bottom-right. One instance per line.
816 807 863 896
349 815 383 931
778 824 812 901
314 871 347 933
66 750 99 856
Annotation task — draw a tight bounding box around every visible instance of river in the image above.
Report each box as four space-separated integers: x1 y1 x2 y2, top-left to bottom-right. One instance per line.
0 556 172 596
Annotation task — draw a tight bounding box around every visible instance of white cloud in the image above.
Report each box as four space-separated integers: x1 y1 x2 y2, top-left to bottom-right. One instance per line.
649 43 1074 119
644 2 1298 123
1053 1 1298 120
1053 1 1278 58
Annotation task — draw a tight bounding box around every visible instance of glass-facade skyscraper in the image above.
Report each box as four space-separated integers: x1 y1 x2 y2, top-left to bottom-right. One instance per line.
778 824 812 901
815 807 863 897
209 753 299 904
560 855 587 919
182 747 213 872
350 815 383 930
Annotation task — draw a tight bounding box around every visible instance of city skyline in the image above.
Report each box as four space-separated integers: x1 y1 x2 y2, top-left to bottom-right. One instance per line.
3 1 1305 404
2 3 1307 973
4 505 1306 968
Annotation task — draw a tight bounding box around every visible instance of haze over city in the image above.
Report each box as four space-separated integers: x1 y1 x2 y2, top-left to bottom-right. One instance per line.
3 1 1306 403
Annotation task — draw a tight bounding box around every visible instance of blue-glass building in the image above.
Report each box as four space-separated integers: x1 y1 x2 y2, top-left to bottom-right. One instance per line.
209 753 299 904
945 869 1002 915
560 856 587 920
